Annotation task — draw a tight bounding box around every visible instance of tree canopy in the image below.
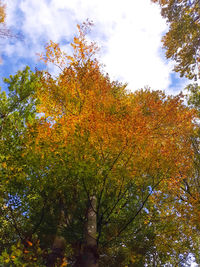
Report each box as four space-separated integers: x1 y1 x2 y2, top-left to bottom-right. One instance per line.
0 23 199 266
0 0 5 24
152 0 200 80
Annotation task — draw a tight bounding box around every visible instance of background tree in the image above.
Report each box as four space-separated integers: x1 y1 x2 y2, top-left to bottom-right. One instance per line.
0 0 5 24
152 0 200 80
0 67 44 266
0 0 18 43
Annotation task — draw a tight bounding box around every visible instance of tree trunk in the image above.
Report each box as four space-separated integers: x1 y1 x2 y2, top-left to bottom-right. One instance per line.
46 203 66 267
46 236 66 267
74 196 99 267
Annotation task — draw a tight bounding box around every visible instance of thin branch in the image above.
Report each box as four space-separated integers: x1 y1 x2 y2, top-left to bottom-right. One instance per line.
31 201 46 235
7 205 24 241
101 176 126 218
97 143 128 217
97 177 128 242
102 177 164 247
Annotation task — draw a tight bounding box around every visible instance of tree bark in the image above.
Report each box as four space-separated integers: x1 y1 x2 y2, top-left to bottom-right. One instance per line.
46 203 66 267
74 196 99 267
46 236 66 267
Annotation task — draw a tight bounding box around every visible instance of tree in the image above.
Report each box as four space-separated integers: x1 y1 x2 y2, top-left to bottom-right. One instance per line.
0 0 5 24
0 67 44 266
0 0 17 41
32 23 196 265
152 0 200 80
183 83 200 232
0 0 18 65
0 23 197 266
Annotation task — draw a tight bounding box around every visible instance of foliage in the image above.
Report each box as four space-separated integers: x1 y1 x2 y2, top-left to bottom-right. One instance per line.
185 83 200 231
0 0 5 24
152 0 200 80
34 23 196 264
152 2 200 256
0 67 44 265
0 239 45 267
187 83 200 114
0 23 198 266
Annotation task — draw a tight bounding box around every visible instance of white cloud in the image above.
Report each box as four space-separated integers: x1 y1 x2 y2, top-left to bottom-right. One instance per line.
2 0 187 93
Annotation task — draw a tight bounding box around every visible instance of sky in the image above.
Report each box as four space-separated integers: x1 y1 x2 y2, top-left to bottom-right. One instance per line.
0 0 189 95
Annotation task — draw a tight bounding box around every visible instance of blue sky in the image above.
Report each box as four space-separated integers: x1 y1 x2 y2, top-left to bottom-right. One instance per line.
0 0 189 95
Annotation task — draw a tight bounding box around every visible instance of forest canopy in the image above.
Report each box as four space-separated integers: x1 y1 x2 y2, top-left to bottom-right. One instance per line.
0 2 200 265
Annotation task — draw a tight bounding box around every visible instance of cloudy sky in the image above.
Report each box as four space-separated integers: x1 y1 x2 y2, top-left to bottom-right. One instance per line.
0 0 188 94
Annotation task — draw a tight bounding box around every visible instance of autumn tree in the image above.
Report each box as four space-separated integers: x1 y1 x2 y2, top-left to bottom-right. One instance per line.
0 0 5 24
152 0 200 80
0 0 17 41
181 83 200 237
30 23 196 266
0 23 197 266
152 1 200 261
0 0 8 38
